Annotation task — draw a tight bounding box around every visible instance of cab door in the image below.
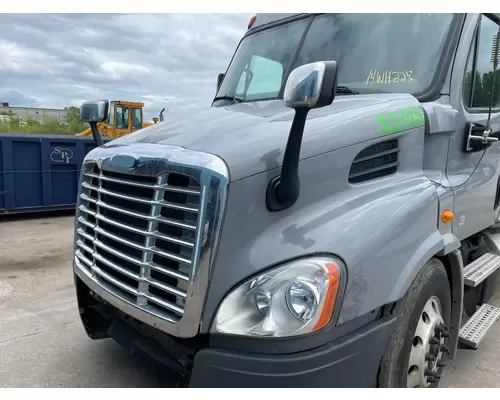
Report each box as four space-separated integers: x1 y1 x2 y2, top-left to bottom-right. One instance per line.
114 104 131 137
131 107 143 132
446 14 500 240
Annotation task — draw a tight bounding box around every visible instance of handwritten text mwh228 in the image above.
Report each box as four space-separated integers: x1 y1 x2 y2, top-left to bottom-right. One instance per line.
366 70 413 85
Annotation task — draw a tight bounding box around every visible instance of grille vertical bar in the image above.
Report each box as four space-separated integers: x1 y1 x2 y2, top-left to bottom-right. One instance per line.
137 174 166 305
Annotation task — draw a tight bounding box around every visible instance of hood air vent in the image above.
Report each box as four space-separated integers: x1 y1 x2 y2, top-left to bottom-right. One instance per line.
349 139 399 184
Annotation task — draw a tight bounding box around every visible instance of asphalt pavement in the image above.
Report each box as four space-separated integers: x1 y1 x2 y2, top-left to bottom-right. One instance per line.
1 214 500 387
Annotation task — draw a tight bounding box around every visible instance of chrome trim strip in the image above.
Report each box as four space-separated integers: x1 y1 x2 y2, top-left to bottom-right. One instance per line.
82 181 200 213
83 171 201 195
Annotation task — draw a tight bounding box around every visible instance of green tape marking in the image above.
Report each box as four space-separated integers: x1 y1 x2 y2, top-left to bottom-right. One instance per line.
376 106 424 135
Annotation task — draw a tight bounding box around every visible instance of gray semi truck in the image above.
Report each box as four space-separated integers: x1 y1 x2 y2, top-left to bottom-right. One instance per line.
74 13 500 388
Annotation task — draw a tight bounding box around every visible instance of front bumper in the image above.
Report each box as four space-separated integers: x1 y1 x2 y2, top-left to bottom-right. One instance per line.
190 316 395 388
75 273 396 388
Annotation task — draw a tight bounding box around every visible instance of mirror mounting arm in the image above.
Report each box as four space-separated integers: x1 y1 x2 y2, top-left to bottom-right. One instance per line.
90 122 103 147
266 109 308 211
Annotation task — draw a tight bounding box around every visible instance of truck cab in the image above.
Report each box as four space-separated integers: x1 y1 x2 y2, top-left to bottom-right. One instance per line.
107 100 145 137
74 13 500 388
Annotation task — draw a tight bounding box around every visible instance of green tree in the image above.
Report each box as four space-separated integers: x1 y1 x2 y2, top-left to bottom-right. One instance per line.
480 69 500 107
64 106 88 133
463 69 500 109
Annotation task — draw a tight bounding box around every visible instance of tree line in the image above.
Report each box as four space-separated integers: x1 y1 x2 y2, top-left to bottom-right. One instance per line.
0 106 88 135
463 69 500 108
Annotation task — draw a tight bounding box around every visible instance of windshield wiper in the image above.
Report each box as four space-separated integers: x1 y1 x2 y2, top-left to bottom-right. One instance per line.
336 86 360 95
213 95 243 104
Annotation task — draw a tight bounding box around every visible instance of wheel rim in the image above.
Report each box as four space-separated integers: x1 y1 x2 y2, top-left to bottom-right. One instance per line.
407 295 450 388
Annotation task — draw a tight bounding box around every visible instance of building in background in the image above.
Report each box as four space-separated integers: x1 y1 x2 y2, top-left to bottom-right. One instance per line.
0 102 68 123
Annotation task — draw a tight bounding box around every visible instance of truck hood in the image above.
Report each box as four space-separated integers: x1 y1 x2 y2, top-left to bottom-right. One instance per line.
107 93 422 181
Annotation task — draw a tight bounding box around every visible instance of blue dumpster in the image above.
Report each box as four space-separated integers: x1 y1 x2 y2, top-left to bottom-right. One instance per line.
0 133 113 215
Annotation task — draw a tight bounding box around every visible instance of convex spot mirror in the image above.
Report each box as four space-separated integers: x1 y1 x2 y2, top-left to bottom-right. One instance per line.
217 73 225 92
80 100 109 123
284 61 338 110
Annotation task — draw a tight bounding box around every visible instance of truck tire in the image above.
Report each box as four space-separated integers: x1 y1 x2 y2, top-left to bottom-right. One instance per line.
377 258 452 388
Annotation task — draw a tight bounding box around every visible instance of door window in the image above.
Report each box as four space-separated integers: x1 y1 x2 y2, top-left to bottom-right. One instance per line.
463 15 500 109
131 107 142 130
115 106 129 129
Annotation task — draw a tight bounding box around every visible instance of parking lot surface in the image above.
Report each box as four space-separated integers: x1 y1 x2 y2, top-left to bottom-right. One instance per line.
1 214 500 387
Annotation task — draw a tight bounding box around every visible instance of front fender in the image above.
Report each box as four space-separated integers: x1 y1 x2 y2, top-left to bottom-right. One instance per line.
201 134 447 330
388 230 445 302
332 178 444 324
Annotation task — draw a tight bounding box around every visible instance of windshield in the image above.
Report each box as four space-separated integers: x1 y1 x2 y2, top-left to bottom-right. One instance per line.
215 13 456 103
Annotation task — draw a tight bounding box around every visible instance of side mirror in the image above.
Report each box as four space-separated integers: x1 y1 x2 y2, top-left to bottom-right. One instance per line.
217 73 225 92
266 61 339 212
80 100 109 147
80 100 109 123
283 61 338 110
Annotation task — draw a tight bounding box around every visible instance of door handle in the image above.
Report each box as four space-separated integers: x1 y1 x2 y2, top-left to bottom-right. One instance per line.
465 122 498 152
468 124 498 143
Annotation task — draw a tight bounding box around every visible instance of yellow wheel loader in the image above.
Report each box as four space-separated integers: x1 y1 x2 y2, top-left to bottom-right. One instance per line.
75 100 164 138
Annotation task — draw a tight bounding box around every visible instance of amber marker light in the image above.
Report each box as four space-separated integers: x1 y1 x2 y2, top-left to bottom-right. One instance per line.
441 209 454 224
313 262 341 331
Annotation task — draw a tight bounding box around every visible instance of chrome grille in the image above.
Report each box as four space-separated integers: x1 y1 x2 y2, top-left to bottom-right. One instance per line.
73 145 229 338
76 163 202 320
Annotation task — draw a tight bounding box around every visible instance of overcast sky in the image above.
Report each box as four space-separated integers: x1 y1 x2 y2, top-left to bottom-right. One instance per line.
2 13 498 122
0 13 251 120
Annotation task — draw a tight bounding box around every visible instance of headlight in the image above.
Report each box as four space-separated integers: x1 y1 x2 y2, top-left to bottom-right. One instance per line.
211 256 343 337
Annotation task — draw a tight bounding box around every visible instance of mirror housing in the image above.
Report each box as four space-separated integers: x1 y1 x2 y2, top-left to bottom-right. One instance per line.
217 73 225 92
80 100 109 123
80 100 108 147
283 61 338 110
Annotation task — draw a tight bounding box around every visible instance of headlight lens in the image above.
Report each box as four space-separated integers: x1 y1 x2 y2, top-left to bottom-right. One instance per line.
211 256 342 337
286 280 318 322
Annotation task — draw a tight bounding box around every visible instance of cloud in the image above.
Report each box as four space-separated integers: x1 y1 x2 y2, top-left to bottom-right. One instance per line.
0 13 252 120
